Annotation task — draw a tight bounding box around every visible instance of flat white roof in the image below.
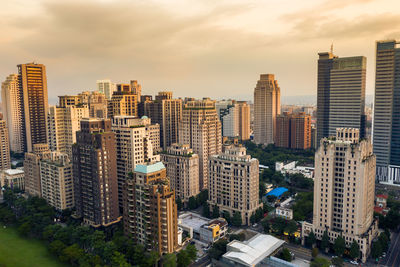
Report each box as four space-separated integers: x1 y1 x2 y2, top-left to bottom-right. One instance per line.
178 212 210 232
223 234 285 267
3 169 24 175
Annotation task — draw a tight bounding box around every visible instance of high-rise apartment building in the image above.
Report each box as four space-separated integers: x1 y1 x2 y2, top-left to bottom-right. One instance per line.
0 120 10 170
216 100 239 138
208 145 262 225
373 40 400 185
78 91 108 118
237 101 251 140
97 79 116 100
73 118 120 227
130 80 141 102
24 144 50 196
317 53 366 145
108 84 138 118
144 92 182 149
275 112 311 149
1 74 25 152
47 99 89 158
302 128 378 263
254 74 281 145
18 63 49 152
179 99 222 189
123 162 178 254
40 152 74 211
112 116 160 209
160 144 199 203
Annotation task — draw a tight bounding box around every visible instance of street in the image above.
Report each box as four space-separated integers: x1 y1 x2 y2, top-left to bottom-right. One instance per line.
380 229 400 267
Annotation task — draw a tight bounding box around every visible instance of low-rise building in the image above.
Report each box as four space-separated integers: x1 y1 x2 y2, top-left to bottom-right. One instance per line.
199 219 228 244
275 161 314 179
374 194 389 215
0 169 24 190
275 207 293 220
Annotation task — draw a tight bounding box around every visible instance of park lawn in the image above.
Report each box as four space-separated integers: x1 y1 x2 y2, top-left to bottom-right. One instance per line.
0 224 67 267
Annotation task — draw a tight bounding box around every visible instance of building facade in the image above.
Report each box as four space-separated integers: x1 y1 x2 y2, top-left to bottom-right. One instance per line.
373 40 400 185
97 79 116 100
73 118 120 227
108 84 138 118
302 128 378 263
123 162 178 254
0 120 10 170
275 112 311 149
40 152 74 211
160 144 200 203
237 101 251 141
24 143 50 196
0 169 24 190
254 74 281 145
130 80 141 103
317 53 366 145
179 99 222 189
216 100 239 138
208 145 262 225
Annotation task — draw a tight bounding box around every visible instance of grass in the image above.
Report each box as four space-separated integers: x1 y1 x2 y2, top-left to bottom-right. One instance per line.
0 224 67 267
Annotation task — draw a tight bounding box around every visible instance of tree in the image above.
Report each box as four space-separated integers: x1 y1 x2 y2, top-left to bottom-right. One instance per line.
310 257 330 267
306 231 316 247
371 241 382 260
333 236 345 257
262 221 270 233
17 221 32 236
202 202 210 218
231 212 242 226
271 217 286 234
212 205 220 219
312 247 319 258
267 195 277 203
142 251 159 267
162 253 177 267
278 248 292 262
59 244 84 265
188 197 197 210
378 232 389 252
320 231 330 252
222 211 231 224
208 239 228 260
111 251 130 267
185 244 197 261
49 240 67 257
176 198 183 211
331 257 344 267
349 240 360 260
177 250 191 267
284 220 298 237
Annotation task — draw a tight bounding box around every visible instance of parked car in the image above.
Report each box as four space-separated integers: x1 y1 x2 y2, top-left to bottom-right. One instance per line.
350 260 358 265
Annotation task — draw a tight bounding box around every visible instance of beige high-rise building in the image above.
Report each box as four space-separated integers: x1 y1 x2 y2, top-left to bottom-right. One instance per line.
0 169 24 190
237 101 251 140
160 144 199 203
123 162 178 255
112 116 160 209
179 99 222 189
254 74 281 145
108 84 138 118
58 95 83 107
97 79 116 100
144 92 182 149
24 144 50 196
208 145 262 225
47 100 89 158
40 152 74 211
302 128 378 263
130 80 142 103
1 74 25 152
0 120 10 171
18 63 49 152
88 91 108 118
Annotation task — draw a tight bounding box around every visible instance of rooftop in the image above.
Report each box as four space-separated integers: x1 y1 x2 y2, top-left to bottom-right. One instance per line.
134 162 165 174
265 187 288 198
178 212 211 232
3 169 24 175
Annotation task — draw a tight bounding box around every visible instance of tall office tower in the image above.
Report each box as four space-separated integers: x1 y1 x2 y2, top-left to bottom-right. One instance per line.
373 40 400 184
179 99 222 189
108 84 138 118
237 101 251 140
40 152 74 211
216 100 239 138
1 74 25 152
24 144 50 196
73 118 120 227
302 128 378 263
290 112 311 150
130 80 142 102
47 98 89 158
275 113 291 148
253 74 281 145
97 79 116 100
123 162 178 254
208 145 262 225
160 144 199 203
58 95 83 107
0 120 11 170
138 95 152 117
112 116 160 209
144 92 182 149
311 125 317 149
317 53 366 145
88 91 108 118
18 63 49 152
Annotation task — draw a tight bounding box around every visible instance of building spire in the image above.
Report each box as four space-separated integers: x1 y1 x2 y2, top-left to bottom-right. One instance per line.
330 43 334 54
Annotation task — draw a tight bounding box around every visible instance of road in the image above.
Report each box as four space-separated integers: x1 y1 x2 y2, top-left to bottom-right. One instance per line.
380 229 400 267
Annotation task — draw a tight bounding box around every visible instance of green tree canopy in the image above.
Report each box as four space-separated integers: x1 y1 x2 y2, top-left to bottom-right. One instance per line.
333 236 346 257
349 240 360 260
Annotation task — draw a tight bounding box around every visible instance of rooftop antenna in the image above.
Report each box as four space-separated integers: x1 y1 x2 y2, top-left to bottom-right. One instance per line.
330 43 334 54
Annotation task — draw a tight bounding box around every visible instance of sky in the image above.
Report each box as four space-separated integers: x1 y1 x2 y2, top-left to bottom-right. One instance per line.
1 0 400 104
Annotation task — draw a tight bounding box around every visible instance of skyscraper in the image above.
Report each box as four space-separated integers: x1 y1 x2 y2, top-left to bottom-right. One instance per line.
130 80 141 103
373 40 400 185
275 112 311 150
302 128 378 263
254 74 281 145
108 84 138 118
0 120 11 170
216 100 239 138
1 74 25 152
18 63 49 152
316 53 366 144
24 144 50 196
160 144 199 203
208 145 262 225
97 79 116 100
123 162 178 254
179 98 222 189
237 101 251 141
73 118 120 227
112 116 160 209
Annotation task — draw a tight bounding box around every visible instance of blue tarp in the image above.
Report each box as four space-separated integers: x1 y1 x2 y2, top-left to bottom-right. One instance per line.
265 187 288 198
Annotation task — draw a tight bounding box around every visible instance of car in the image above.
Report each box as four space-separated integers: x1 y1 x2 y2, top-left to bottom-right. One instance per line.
350 260 358 265
252 224 258 227
382 252 386 257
